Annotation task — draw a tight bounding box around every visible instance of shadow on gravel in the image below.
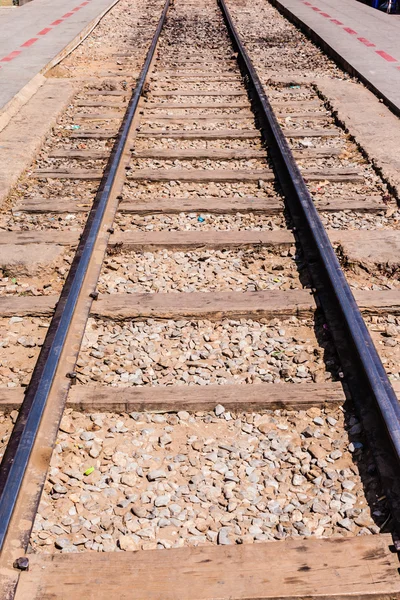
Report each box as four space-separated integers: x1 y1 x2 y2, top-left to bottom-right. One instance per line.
275 179 393 536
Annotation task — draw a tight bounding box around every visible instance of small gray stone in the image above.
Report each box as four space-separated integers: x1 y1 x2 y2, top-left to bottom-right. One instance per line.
147 469 167 481
89 443 101 459
217 527 232 545
154 494 170 507
131 505 147 518
177 411 190 421
55 537 72 549
337 518 355 532
330 450 342 460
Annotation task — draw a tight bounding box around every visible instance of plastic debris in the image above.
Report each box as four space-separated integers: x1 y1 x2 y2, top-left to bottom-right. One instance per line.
84 466 95 476
197 215 205 223
71 125 81 130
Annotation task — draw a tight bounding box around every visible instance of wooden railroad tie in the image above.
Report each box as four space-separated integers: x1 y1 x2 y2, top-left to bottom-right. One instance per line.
15 195 384 215
1 289 400 320
32 167 362 183
12 534 400 599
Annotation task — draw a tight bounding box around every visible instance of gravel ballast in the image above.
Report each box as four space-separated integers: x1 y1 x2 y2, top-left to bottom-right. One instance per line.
30 404 385 554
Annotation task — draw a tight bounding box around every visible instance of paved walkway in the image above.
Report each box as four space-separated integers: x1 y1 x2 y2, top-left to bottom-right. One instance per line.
270 0 400 113
0 0 117 111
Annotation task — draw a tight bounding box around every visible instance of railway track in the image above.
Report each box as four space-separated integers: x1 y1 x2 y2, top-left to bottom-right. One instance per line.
1 0 400 597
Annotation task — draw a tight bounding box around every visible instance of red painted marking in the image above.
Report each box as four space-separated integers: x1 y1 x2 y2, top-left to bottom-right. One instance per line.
376 50 397 62
358 37 375 47
0 0 95 68
319 12 331 17
20 38 38 48
0 50 22 62
300 0 400 67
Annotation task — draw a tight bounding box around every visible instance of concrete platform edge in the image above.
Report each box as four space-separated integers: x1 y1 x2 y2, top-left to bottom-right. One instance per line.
267 0 400 117
0 0 120 133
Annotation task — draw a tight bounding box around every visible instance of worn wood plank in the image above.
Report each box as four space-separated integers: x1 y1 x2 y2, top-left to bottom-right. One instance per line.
70 130 117 139
354 289 400 314
138 128 340 139
283 128 341 138
110 229 400 256
75 112 122 120
302 168 362 182
143 114 253 122
76 101 128 108
144 112 326 121
0 228 292 249
2 288 400 319
145 100 321 110
127 168 274 182
92 290 315 320
150 90 247 96
271 100 321 109
313 195 384 212
116 197 283 214
14 534 400 600
270 87 315 95
145 102 251 109
0 231 79 245
69 381 345 411
118 195 380 214
0 381 345 411
127 168 361 183
84 90 129 96
330 229 400 271
131 148 266 159
14 199 92 213
110 229 294 250
153 76 241 83
276 111 328 119
6 380 400 412
34 168 296 182
131 147 341 160
49 150 109 160
154 71 240 78
137 129 259 139
18 198 281 214
92 289 400 320
158 57 234 64
3 230 399 260
33 169 103 180
0 296 57 317
15 195 384 215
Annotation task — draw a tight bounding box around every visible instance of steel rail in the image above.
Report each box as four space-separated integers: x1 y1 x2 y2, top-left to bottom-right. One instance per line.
0 0 170 552
218 0 400 527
